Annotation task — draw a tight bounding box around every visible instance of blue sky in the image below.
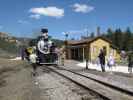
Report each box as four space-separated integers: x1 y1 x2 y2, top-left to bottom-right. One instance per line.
0 0 133 39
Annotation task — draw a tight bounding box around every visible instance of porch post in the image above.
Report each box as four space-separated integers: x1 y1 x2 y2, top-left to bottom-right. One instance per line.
78 48 80 60
83 47 85 61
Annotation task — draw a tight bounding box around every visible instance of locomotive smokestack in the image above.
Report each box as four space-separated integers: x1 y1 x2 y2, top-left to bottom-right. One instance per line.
41 28 48 40
41 28 48 33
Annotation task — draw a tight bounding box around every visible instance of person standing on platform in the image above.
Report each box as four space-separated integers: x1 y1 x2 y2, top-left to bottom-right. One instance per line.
128 52 133 74
107 53 115 73
60 48 65 66
98 49 106 72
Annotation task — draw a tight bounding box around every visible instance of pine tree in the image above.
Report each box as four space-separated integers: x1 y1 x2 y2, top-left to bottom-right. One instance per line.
114 28 123 49
107 28 114 41
103 27 133 51
123 27 132 51
90 32 95 38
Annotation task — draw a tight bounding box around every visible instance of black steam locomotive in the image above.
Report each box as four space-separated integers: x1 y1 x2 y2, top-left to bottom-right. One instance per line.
36 28 58 65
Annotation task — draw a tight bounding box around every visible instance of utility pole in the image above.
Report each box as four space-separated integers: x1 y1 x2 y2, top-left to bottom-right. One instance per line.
64 32 69 59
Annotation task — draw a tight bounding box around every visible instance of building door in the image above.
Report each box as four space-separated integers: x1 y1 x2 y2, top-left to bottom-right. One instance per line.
103 46 107 56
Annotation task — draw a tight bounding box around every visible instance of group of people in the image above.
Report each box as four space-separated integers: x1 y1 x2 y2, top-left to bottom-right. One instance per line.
98 49 133 73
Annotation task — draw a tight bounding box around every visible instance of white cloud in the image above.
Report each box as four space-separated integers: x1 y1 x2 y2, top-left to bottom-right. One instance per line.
29 14 41 20
63 29 87 35
29 7 64 18
72 3 94 13
68 30 83 34
18 20 29 24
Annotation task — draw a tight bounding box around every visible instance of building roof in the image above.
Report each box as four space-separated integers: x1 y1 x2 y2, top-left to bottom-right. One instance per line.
67 36 119 50
67 36 112 45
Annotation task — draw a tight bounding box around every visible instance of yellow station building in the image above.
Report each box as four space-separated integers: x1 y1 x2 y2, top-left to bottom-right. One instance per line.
66 36 120 62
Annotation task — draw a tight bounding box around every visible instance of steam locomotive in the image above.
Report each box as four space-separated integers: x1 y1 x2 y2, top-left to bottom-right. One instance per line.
36 28 58 65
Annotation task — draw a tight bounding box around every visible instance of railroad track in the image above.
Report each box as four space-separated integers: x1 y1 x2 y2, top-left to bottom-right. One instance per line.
61 66 133 96
43 65 133 100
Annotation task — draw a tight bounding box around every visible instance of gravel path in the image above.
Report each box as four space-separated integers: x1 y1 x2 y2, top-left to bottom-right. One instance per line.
0 58 42 100
36 67 103 100
63 60 133 90
1 58 133 100
48 66 133 100
0 58 104 100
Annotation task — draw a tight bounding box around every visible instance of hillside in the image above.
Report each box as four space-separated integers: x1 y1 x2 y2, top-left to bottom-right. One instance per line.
0 32 19 58
0 48 15 58
0 38 18 57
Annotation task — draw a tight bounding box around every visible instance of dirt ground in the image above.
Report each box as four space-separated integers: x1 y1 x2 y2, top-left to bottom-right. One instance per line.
36 67 102 100
0 58 43 100
2 58 132 100
0 58 103 100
